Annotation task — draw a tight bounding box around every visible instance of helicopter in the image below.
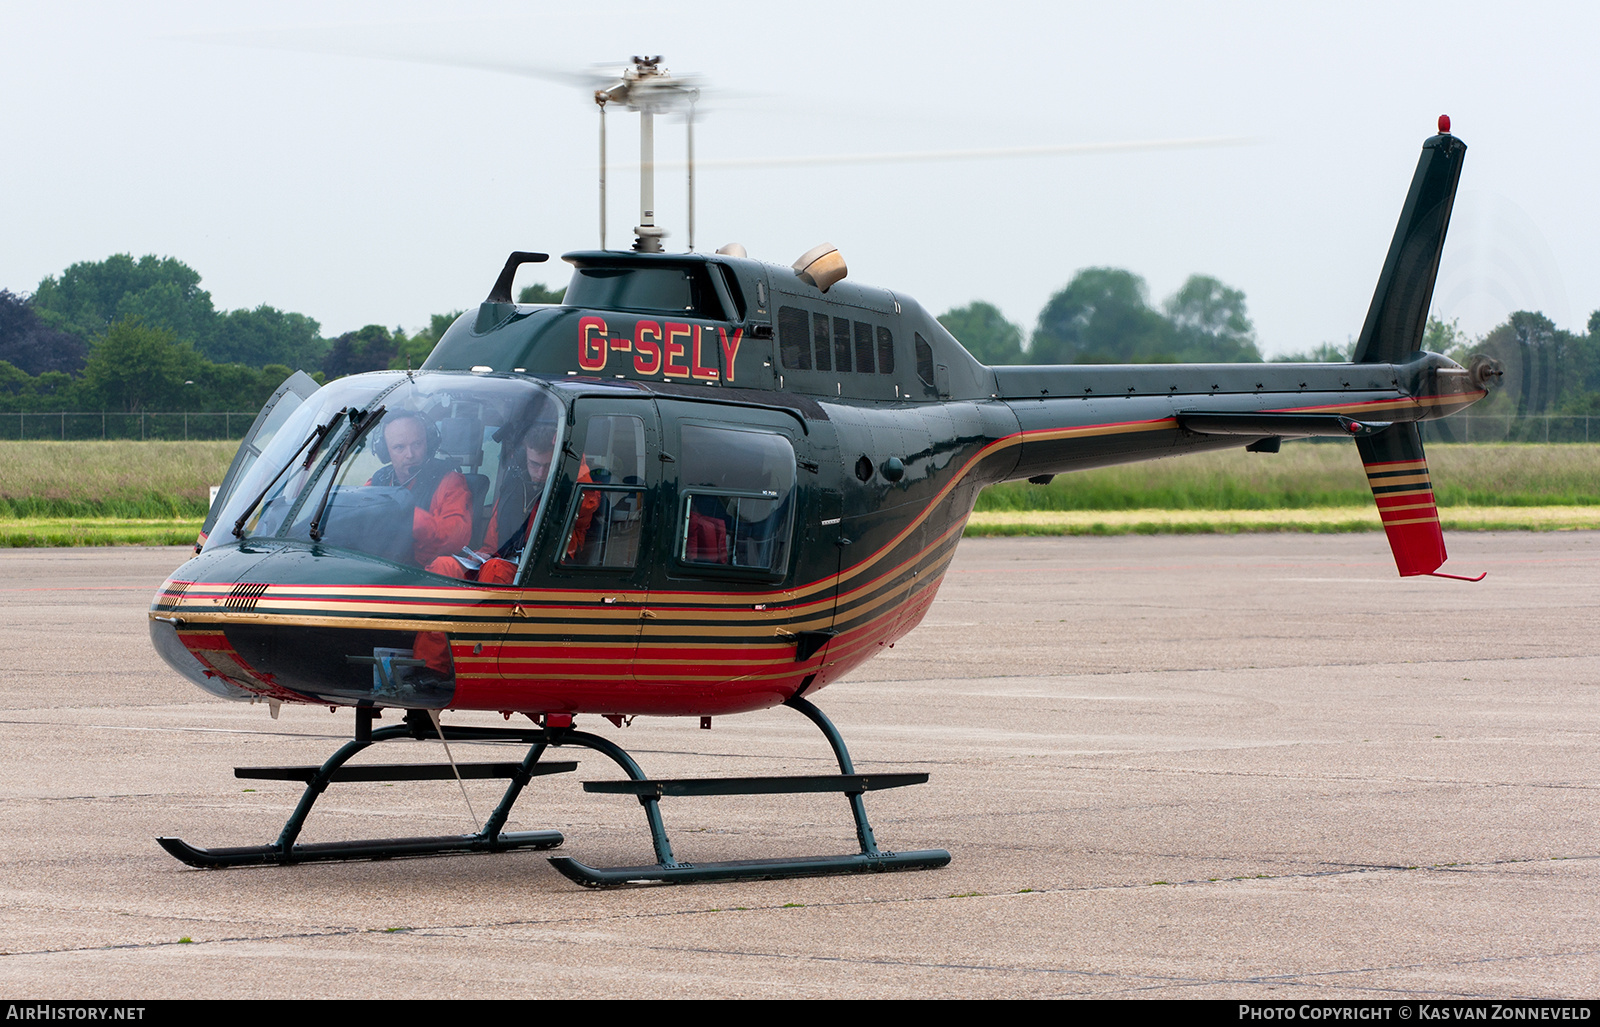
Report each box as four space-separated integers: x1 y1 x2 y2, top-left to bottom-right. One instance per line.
149 58 1499 887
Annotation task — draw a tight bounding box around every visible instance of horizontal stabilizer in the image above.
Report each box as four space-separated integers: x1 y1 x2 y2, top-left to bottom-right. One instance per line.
1357 423 1446 576
1179 412 1390 437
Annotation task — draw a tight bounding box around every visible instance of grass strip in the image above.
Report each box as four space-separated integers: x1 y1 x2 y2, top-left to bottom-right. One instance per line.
4 506 1595 548
3 441 1596 517
964 506 1600 537
0 440 235 518
975 443 1600 511
0 519 202 548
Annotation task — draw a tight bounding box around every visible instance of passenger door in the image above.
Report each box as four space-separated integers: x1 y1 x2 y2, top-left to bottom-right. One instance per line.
644 400 807 695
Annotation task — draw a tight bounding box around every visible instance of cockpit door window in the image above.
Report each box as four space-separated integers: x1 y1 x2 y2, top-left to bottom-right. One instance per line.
558 414 649 570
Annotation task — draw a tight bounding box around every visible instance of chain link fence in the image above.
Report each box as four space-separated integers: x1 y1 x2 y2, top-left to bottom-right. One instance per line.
1420 414 1598 444
1 410 1595 444
0 411 257 441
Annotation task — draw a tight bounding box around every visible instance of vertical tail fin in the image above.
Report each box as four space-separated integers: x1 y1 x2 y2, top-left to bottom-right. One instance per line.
1358 423 1447 576
1351 119 1467 365
1350 121 1482 581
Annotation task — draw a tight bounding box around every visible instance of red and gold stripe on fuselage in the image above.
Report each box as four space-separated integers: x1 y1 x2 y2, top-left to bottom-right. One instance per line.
1268 390 1486 419
149 512 965 717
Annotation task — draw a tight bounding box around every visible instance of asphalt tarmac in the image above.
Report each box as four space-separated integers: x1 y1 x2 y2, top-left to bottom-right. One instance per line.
0 533 1595 1000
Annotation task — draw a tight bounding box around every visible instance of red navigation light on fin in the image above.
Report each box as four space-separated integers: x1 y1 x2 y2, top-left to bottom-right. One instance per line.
1438 114 1451 134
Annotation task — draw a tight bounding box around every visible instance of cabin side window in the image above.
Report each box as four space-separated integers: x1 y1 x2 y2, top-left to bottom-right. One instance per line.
915 333 936 390
832 317 853 373
559 414 647 569
811 313 832 372
876 326 895 375
677 424 795 576
778 306 812 370
853 320 875 375
773 303 900 386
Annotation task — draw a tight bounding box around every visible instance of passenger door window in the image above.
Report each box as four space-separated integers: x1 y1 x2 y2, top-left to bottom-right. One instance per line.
676 424 796 576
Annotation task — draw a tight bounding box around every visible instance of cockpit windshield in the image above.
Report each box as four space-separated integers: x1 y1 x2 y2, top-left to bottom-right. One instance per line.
208 373 566 579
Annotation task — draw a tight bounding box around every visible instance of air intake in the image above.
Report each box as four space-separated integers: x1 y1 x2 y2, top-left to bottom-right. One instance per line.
792 244 847 292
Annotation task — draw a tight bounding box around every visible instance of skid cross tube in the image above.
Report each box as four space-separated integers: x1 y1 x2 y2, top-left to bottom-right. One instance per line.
545 695 950 887
157 708 570 868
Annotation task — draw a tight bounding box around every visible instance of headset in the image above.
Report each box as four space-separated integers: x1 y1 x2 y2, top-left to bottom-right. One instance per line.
371 410 442 464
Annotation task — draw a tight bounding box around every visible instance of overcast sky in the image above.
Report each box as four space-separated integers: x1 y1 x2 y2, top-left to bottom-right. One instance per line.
4 1 1596 357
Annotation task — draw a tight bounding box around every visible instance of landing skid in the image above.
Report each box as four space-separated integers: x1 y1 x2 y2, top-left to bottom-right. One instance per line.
158 709 573 867
550 850 951 887
157 830 564 868
551 697 951 886
157 698 949 887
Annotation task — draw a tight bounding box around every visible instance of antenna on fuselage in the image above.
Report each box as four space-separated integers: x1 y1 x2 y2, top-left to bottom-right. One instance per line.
593 56 701 253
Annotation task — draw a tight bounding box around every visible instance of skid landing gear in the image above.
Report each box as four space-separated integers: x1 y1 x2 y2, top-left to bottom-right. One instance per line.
157 698 950 887
549 696 950 886
158 707 573 867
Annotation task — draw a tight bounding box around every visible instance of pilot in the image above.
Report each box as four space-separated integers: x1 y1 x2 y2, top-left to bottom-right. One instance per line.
367 411 472 575
366 411 472 678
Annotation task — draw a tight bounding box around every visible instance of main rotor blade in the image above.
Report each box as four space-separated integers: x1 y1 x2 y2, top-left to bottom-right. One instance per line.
174 26 617 91
624 135 1258 171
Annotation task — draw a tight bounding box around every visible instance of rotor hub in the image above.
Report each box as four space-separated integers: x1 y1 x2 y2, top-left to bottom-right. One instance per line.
594 55 699 114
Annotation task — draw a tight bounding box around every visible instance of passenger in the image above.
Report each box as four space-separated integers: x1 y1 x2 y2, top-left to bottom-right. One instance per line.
367 411 472 574
481 422 557 556
473 421 599 584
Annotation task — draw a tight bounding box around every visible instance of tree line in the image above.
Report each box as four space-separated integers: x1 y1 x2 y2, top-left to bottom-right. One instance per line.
941 268 1600 424
2 254 1596 428
941 270 1262 365
0 254 492 415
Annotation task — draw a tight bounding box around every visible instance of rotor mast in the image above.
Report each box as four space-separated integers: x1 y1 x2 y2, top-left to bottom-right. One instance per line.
593 56 699 253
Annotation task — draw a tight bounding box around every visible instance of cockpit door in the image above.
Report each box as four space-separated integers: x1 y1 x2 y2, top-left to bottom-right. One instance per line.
197 370 320 549
497 397 660 694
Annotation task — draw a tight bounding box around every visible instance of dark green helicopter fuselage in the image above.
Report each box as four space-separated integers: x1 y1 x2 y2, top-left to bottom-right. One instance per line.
150 249 1480 720
150 130 1487 721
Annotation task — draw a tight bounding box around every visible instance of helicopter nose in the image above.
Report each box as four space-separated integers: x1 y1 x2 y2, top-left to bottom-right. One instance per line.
150 547 462 711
